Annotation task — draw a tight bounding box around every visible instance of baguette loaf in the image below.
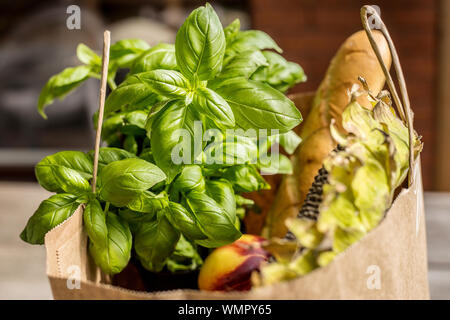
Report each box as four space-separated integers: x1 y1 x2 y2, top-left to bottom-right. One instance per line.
263 30 391 238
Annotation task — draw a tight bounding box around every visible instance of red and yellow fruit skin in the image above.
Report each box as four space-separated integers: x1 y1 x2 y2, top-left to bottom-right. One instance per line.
198 234 271 291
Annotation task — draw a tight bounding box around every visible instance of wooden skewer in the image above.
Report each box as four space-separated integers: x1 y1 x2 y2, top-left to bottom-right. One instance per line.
92 30 111 193
91 31 111 285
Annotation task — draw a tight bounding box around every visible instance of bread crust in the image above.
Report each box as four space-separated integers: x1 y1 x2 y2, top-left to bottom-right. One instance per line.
301 30 391 138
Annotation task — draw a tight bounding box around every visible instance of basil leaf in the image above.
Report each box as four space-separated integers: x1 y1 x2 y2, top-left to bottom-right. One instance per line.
119 192 167 233
270 61 306 92
259 153 293 175
124 135 138 154
88 147 136 170
98 158 166 207
193 87 234 128
135 213 180 272
144 101 168 140
118 208 156 234
121 110 148 136
151 100 196 182
235 195 254 206
126 191 168 214
279 130 302 154
186 191 241 248
35 151 93 193
224 19 240 45
76 43 101 66
101 114 125 141
218 50 267 79
133 70 189 98
83 199 107 246
110 39 150 68
104 75 160 115
20 193 83 244
172 165 205 193
50 166 91 195
223 165 270 192
38 65 92 118
205 179 236 223
130 43 177 74
84 199 132 275
125 110 149 127
139 148 154 163
111 39 150 55
36 151 93 178
214 78 302 133
35 167 88 196
175 3 226 81
166 235 203 272
250 51 306 93
226 30 282 55
204 135 258 166
165 202 206 240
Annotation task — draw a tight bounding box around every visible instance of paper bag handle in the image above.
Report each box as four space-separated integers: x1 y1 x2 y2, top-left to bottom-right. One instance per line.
360 6 415 187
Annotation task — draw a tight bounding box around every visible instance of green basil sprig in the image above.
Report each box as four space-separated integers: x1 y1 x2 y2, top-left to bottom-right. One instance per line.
38 39 151 118
24 2 307 275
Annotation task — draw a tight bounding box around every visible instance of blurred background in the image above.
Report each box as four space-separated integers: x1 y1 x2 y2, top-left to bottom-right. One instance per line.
0 0 448 299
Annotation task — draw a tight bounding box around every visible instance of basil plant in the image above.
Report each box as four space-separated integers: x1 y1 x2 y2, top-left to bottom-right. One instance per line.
21 3 306 275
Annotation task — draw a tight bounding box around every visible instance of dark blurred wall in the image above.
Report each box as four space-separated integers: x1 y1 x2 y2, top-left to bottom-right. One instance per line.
250 0 437 190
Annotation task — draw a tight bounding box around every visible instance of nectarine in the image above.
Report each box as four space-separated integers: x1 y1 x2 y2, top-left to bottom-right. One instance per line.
198 234 270 291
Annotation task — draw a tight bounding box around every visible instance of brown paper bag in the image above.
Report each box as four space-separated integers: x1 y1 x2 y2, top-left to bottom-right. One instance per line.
44 89 429 299
43 6 430 299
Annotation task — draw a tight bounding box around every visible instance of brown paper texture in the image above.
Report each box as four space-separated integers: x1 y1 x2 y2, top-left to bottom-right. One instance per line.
44 92 430 300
